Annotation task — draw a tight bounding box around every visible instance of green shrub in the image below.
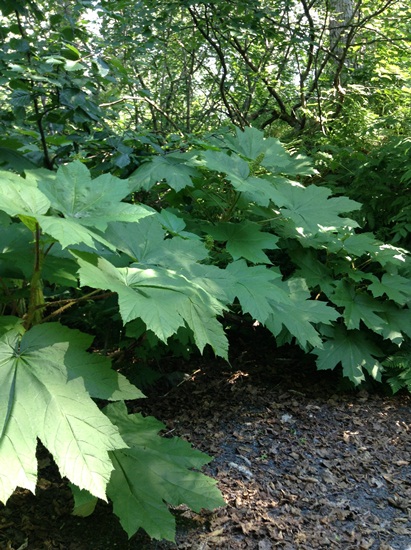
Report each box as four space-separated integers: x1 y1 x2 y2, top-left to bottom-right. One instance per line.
0 126 409 543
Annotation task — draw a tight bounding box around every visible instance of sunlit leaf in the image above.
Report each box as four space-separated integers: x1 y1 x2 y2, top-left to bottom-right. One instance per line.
0 324 142 503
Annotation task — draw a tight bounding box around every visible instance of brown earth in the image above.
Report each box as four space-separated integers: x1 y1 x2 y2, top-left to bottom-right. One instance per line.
1 328 410 550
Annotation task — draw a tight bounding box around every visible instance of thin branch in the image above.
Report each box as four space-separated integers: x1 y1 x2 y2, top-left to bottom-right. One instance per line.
40 291 114 324
100 95 184 135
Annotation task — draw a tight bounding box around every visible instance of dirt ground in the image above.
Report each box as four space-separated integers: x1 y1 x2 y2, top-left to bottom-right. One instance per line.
1 328 410 550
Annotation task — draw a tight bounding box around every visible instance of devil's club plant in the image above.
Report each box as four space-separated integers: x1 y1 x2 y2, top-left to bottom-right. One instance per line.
129 126 411 384
0 126 410 541
0 161 225 541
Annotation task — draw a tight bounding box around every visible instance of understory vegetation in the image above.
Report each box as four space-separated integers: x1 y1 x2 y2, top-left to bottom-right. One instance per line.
0 0 410 542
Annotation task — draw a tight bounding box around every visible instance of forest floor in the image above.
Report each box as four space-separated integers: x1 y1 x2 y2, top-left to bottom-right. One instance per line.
1 326 411 550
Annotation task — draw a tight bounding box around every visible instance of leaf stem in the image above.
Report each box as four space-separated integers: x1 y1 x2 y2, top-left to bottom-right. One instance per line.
24 224 45 330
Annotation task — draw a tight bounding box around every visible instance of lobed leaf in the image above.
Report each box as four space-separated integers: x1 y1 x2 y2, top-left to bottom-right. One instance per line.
266 278 340 349
225 260 282 323
314 325 384 384
279 184 361 234
368 273 411 306
74 252 229 358
0 323 142 504
129 155 199 192
207 221 279 264
0 170 50 217
38 161 153 231
105 401 225 541
332 280 389 332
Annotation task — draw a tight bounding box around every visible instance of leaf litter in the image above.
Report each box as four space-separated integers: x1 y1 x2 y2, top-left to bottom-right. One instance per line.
0 327 410 550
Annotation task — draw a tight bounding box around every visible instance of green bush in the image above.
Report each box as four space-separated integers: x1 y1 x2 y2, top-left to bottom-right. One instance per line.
129 126 411 384
314 136 411 249
0 126 409 542
0 162 225 541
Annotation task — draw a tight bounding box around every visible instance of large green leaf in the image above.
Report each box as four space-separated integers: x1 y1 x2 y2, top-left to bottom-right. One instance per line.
341 233 383 257
314 325 384 384
201 150 250 180
105 216 208 267
38 161 153 230
0 147 39 171
0 224 34 279
0 165 152 251
207 221 279 264
156 209 201 240
105 401 225 541
289 247 335 295
266 278 340 349
332 280 389 332
368 273 411 306
225 260 282 323
0 316 23 338
200 150 287 207
36 214 117 250
225 127 315 176
0 323 142 504
0 170 50 217
0 224 78 285
370 244 409 267
371 303 411 344
129 155 199 192
279 184 361 234
74 252 228 357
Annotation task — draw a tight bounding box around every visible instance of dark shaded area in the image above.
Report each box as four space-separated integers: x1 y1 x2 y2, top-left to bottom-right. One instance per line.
1 327 410 549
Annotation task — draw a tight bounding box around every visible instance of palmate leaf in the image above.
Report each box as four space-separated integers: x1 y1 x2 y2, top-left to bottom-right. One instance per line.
225 126 315 176
70 484 98 517
104 401 225 541
225 260 282 323
265 278 340 349
0 164 153 251
0 224 35 279
314 325 384 384
0 224 78 286
156 209 201 240
231 175 288 207
371 244 410 267
38 161 153 231
374 303 411 344
341 232 383 257
0 147 39 171
368 273 411 306
332 280 389 333
207 221 279 264
105 216 208 267
201 150 250 180
341 234 410 269
74 252 229 358
289 247 335 295
37 214 117 251
0 170 50 216
0 322 142 504
129 154 199 192
200 151 289 207
279 184 361 234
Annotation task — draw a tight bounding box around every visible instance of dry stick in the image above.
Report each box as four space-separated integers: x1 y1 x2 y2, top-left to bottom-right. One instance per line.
40 291 114 324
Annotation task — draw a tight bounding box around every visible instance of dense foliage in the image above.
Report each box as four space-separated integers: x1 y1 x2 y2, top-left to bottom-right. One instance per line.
0 0 410 542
